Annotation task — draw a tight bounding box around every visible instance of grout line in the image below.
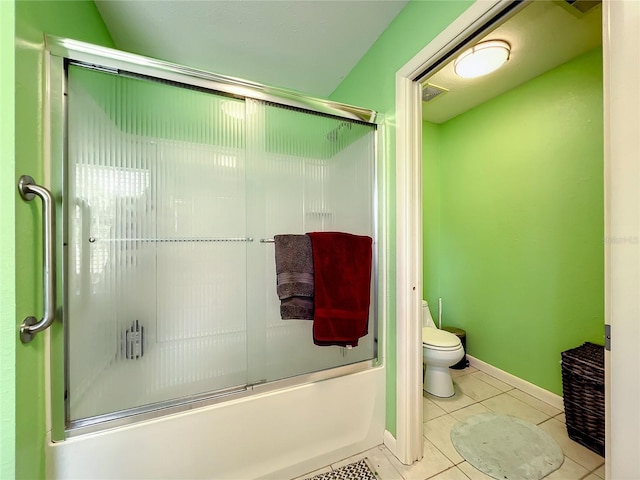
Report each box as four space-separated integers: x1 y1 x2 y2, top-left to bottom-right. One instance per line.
428 465 471 480
469 369 516 392
423 435 462 468
586 464 605 480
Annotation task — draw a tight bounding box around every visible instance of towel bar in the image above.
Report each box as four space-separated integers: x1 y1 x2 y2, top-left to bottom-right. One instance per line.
92 237 254 243
260 238 275 243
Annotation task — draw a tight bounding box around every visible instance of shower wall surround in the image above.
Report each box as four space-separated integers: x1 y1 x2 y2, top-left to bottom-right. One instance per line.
66 63 377 427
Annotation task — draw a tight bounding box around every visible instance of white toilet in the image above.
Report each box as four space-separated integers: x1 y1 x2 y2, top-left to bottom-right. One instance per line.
422 300 464 397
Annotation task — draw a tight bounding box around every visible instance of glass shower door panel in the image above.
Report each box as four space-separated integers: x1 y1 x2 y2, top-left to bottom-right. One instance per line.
247 101 377 383
66 65 248 423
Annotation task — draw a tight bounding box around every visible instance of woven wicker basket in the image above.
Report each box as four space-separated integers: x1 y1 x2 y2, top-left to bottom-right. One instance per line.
561 342 605 456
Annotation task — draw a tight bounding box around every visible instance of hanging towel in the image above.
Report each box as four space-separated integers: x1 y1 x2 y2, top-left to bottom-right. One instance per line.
307 232 373 347
274 234 314 320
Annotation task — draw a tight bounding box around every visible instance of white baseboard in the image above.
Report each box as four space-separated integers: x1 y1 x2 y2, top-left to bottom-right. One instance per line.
467 355 564 411
383 429 397 458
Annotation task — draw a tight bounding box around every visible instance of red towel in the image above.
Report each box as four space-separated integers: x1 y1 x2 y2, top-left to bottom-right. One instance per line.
307 232 373 347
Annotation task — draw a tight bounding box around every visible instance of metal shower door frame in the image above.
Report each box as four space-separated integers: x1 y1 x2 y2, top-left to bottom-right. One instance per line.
44 35 383 441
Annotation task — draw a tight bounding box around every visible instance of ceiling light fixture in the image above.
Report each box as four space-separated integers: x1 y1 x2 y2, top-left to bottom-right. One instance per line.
454 40 511 79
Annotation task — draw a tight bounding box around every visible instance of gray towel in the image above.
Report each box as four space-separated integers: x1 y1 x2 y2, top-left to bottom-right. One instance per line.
274 234 314 320
279 297 314 321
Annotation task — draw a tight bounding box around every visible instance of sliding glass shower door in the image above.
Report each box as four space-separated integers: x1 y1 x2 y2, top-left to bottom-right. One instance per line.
246 100 376 383
65 63 376 427
67 65 251 423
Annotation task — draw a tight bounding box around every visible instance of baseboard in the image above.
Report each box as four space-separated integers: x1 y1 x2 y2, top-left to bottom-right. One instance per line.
383 429 397 458
467 355 564 411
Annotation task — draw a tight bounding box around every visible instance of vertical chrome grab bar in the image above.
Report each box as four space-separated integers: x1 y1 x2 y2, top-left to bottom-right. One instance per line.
18 175 57 343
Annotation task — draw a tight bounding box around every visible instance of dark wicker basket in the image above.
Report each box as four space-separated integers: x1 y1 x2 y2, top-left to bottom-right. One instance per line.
561 342 605 456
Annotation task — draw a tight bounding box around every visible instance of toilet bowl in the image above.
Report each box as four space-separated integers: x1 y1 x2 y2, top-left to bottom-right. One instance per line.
422 301 464 397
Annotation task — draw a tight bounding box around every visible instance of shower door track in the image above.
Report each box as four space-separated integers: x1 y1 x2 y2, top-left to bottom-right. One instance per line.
66 359 376 437
49 36 378 123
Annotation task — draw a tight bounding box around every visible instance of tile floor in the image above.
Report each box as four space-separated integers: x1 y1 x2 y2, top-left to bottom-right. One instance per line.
293 366 605 480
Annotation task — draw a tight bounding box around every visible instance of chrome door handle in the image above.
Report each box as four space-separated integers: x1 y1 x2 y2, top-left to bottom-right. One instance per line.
18 175 57 343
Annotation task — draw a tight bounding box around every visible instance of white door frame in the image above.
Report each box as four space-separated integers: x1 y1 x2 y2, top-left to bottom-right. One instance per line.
394 0 511 464
603 1 640 478
394 1 639 475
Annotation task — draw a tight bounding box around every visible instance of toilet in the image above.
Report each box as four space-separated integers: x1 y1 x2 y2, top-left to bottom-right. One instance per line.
422 300 464 397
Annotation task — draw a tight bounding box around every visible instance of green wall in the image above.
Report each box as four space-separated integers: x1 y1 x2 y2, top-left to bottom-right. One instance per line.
422 121 442 311
424 48 604 395
330 0 474 434
1 1 16 479
14 2 113 477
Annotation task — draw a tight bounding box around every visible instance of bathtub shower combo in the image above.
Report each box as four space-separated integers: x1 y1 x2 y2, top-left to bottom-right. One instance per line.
24 37 383 478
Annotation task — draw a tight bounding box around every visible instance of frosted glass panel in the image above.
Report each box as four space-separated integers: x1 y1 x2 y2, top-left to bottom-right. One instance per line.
66 66 248 422
65 66 376 426
246 100 376 383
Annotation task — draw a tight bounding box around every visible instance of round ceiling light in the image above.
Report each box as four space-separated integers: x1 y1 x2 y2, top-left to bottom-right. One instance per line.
454 40 511 79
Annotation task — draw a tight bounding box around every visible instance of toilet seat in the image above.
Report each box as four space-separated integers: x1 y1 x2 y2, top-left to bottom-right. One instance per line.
422 327 462 350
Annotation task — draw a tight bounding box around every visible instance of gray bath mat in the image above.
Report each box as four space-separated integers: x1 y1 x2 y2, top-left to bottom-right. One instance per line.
450 412 563 480
305 458 377 480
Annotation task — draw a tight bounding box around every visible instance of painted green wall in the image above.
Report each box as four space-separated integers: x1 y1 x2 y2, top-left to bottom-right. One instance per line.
424 48 604 395
330 0 474 434
14 2 113 477
422 121 442 311
1 1 16 478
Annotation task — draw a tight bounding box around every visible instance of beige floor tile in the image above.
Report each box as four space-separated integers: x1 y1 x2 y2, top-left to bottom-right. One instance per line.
382 438 453 480
423 414 464 464
450 366 477 379
330 452 365 469
542 457 589 480
457 462 494 480
292 465 332 480
593 464 605 478
428 466 471 480
365 449 406 480
426 385 476 413
331 446 402 480
582 474 601 480
469 371 514 392
297 375 606 480
424 396 448 421
507 389 562 417
454 374 502 402
481 393 550 425
537 418 604 472
449 403 491 422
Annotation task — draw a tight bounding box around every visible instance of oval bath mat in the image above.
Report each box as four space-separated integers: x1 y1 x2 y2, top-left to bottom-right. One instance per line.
450 412 563 480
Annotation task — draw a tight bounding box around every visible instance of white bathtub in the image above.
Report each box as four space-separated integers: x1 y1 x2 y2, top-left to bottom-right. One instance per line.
47 366 386 479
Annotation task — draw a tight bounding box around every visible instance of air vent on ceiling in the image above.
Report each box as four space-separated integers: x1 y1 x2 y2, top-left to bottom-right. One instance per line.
564 0 601 14
422 84 448 103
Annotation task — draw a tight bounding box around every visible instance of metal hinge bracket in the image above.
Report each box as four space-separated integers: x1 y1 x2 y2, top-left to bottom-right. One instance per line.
605 324 611 351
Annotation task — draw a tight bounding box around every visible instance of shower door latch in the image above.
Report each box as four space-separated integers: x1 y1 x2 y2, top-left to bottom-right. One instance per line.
604 324 611 351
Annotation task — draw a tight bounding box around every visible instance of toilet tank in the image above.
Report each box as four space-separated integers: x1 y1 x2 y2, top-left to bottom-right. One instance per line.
422 300 437 328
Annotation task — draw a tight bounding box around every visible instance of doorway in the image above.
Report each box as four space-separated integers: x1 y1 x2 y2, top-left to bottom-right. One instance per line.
393 0 640 477
419 0 602 415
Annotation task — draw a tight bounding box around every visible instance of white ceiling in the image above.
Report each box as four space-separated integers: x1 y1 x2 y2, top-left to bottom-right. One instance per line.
422 1 602 123
95 0 408 98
